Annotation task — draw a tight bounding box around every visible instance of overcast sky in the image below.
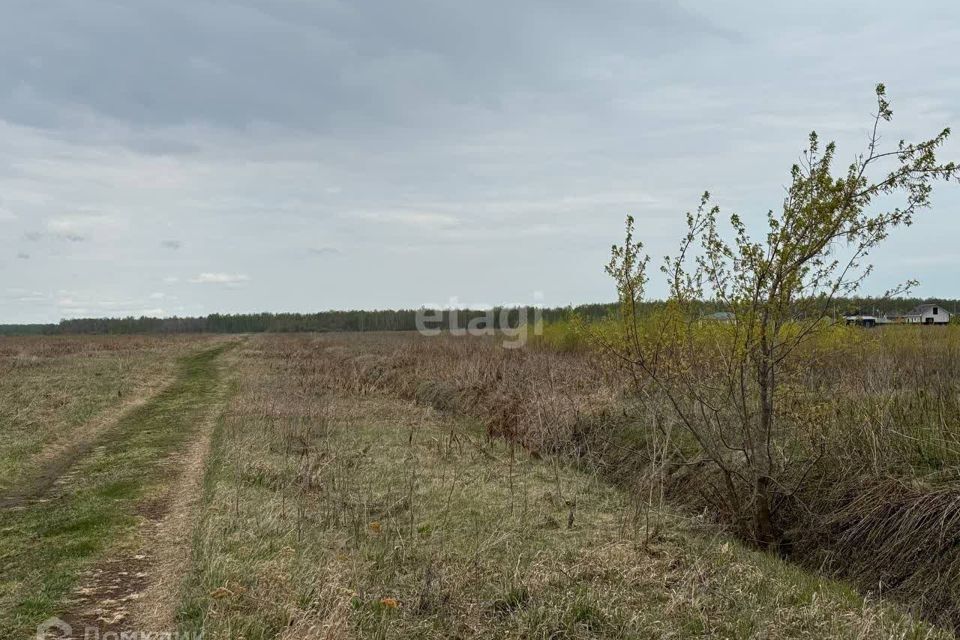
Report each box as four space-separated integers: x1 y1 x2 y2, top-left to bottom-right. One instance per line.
1 1 958 323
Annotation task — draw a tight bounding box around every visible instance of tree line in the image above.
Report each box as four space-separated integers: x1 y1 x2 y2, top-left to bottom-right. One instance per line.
0 305 608 336
0 297 955 336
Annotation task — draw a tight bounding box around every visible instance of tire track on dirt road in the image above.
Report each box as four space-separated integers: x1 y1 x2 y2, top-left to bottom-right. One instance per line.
129 383 229 634
0 375 176 510
56 343 241 639
2 340 241 639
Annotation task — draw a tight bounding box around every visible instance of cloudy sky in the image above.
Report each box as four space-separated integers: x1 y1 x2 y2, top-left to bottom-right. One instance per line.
1 1 958 323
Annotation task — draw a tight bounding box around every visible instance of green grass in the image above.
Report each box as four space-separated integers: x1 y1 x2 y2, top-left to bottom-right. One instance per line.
0 343 232 638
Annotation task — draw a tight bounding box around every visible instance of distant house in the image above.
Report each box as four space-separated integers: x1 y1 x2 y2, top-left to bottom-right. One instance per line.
889 304 951 325
844 313 882 328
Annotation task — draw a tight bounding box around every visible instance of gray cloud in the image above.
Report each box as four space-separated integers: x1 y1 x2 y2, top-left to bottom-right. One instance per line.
0 1 958 324
0 1 732 137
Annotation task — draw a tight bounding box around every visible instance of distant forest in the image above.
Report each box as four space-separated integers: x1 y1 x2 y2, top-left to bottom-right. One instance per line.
1 297 957 336
0 304 615 336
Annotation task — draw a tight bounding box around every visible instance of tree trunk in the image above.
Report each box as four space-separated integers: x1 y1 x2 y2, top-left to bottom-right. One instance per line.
754 475 779 552
755 332 779 550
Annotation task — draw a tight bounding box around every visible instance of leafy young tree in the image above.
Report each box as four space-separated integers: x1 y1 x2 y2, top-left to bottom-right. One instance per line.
605 85 958 550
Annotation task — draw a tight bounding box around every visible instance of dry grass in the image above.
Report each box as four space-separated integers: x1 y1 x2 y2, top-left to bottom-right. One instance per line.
239 328 960 630
4 330 955 637
174 334 945 639
0 334 217 494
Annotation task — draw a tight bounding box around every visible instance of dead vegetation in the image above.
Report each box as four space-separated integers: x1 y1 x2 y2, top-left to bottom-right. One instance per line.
5 330 960 636
169 332 952 638
267 327 960 631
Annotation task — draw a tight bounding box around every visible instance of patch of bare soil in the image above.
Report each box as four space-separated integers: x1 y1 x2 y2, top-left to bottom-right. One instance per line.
0 375 175 510
59 556 152 637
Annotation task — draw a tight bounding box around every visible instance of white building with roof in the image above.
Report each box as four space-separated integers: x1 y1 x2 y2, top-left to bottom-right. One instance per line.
890 304 951 325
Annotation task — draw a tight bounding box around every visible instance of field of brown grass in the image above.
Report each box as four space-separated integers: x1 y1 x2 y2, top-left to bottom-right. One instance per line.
2 330 958 639
277 326 960 630
177 333 945 639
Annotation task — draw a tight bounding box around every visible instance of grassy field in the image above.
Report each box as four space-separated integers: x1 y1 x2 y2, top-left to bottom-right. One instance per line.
0 336 214 495
0 332 955 639
304 325 960 628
